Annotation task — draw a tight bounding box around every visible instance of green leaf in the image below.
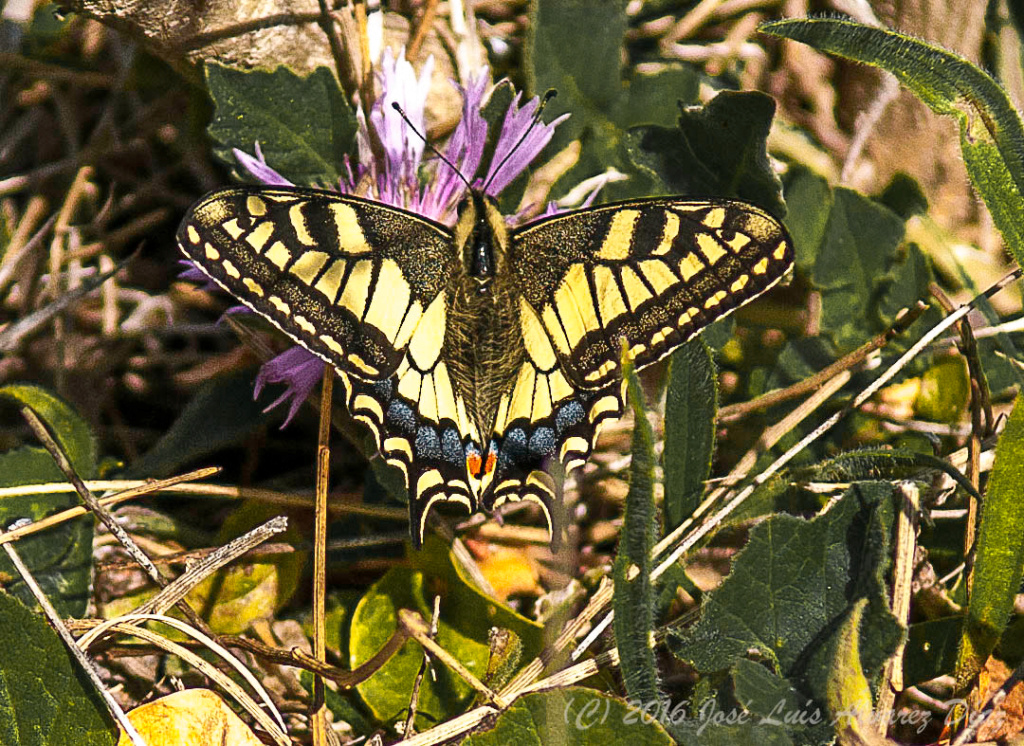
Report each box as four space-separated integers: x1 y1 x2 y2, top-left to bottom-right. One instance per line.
761 17 1024 268
826 599 876 743
811 188 905 350
0 384 97 477
626 91 787 216
350 567 481 726
527 0 700 201
0 385 98 618
728 659 832 745
904 616 961 686
299 669 374 737
205 63 356 187
669 483 904 710
956 394 1024 685
349 537 542 728
0 592 115 745
876 172 929 220
914 357 969 423
462 687 675 745
125 368 274 479
613 360 660 703
663 338 717 532
782 168 833 273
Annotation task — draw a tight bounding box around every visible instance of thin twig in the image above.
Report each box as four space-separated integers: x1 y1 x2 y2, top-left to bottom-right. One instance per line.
404 595 442 736
134 516 289 615
398 609 508 708
408 0 441 61
718 301 927 422
311 369 334 746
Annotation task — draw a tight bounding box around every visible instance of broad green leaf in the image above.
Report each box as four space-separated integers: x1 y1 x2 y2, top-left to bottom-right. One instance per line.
462 687 675 745
956 394 1024 685
664 338 717 532
875 242 937 331
125 368 273 479
349 537 542 727
205 63 356 187
350 567 482 725
728 659 831 745
527 0 700 201
0 385 98 618
877 172 929 220
626 91 787 216
811 188 905 350
613 360 660 703
0 384 97 476
762 18 1024 267
782 168 833 272
669 483 904 711
0 593 115 745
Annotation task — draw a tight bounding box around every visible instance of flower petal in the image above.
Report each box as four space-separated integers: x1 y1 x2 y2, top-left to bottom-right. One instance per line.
420 70 491 223
254 346 326 427
484 93 568 196
233 144 293 186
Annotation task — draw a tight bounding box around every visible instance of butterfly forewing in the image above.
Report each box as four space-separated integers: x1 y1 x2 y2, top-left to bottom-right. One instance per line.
178 187 458 381
509 199 793 390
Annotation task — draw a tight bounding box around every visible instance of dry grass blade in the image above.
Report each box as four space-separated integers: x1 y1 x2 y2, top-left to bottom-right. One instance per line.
0 467 220 546
134 516 288 615
77 613 289 744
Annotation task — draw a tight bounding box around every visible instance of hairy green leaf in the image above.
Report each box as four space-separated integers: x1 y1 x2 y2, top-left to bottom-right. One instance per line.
627 91 786 216
663 339 716 532
957 394 1024 685
762 18 1024 267
613 359 660 703
527 0 700 201
205 63 356 187
670 483 903 712
0 385 98 618
462 687 675 745
0 593 115 745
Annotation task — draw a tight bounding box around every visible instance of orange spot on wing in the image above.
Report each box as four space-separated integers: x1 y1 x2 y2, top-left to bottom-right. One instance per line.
484 453 497 475
467 453 483 476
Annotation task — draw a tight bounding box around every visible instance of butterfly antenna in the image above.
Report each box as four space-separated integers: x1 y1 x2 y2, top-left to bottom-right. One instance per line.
391 102 472 190
481 89 557 194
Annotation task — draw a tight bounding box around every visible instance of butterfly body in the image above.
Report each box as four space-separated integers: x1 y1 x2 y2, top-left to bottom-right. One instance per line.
178 185 793 547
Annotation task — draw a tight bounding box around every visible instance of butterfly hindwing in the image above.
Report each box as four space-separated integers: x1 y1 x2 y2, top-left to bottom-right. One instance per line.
178 186 458 381
509 199 793 390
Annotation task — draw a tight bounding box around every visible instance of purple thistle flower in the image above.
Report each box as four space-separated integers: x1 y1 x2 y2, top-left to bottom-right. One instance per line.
253 346 327 427
191 51 590 426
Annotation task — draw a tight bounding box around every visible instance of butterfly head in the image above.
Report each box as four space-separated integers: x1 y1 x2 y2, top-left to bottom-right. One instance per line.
456 190 510 290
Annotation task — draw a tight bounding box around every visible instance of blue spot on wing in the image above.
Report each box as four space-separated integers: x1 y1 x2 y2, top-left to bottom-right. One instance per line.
387 399 417 434
441 427 463 464
415 426 442 459
555 400 585 434
529 427 555 457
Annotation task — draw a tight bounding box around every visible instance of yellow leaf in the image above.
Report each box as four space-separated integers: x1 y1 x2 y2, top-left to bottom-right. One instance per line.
477 549 540 601
117 689 264 746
